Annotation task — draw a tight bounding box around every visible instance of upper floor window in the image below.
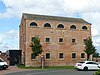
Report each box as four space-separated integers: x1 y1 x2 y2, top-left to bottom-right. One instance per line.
82 26 88 30
31 37 35 42
46 38 50 42
59 38 63 42
83 39 87 44
44 23 51 27
30 22 37 26
72 39 76 43
57 24 64 28
70 25 76 29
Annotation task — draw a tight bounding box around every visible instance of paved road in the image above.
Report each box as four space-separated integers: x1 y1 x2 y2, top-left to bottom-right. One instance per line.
4 69 96 75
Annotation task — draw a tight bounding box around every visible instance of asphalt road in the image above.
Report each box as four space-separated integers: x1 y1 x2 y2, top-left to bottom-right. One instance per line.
4 69 96 75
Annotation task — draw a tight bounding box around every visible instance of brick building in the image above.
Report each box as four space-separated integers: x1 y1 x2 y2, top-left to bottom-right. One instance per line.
20 13 91 67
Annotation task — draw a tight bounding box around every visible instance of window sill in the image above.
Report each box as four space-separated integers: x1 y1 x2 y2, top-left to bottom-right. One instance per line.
58 42 64 44
81 58 85 59
56 28 66 30
43 27 53 29
71 43 77 45
31 59 37 61
69 29 78 31
72 58 77 61
81 29 89 31
59 58 64 61
45 42 51 44
45 59 51 61
29 26 39 28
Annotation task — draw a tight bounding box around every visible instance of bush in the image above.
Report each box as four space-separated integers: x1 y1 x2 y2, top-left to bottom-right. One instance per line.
94 70 100 75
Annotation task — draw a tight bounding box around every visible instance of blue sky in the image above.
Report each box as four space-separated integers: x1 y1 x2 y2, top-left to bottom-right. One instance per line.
0 0 100 52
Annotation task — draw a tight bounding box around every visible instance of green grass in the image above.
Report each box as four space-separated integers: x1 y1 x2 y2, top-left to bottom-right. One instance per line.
17 65 74 70
44 66 74 69
93 70 100 75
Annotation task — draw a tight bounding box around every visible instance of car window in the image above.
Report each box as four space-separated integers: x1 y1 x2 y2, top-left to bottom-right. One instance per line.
86 62 98 65
92 62 98 65
0 59 4 62
86 62 93 64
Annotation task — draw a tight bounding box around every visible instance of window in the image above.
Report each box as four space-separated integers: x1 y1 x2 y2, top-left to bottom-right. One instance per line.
86 62 93 64
86 62 98 65
59 38 63 42
31 37 35 42
83 39 87 43
31 53 36 59
70 25 76 29
57 24 64 28
59 53 63 59
81 53 85 58
82 26 87 30
72 39 75 43
72 53 76 58
46 53 50 59
46 38 50 42
44 23 51 27
30 22 37 26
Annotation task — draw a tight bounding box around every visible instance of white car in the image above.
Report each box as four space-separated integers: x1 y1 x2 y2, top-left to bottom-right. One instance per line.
0 58 8 70
74 61 100 71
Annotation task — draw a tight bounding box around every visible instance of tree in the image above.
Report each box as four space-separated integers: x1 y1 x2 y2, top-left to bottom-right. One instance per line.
30 36 42 59
93 51 99 57
84 37 96 60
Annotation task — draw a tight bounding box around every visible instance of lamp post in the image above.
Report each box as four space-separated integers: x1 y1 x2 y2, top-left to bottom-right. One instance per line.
41 55 44 69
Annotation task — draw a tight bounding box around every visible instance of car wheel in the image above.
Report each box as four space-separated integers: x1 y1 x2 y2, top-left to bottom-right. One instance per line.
83 67 88 71
3 67 6 70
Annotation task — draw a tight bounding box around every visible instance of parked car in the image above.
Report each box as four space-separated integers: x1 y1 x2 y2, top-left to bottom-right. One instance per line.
74 61 100 71
0 58 8 70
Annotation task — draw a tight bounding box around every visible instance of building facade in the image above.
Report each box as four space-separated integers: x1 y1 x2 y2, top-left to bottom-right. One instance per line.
20 13 91 67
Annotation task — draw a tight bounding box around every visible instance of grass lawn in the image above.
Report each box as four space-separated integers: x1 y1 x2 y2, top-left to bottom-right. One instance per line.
17 65 74 70
93 70 100 75
44 66 74 69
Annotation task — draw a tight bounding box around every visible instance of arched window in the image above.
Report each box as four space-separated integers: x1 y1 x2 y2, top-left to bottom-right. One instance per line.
70 25 76 29
82 26 87 30
57 24 64 28
30 22 37 26
44 23 51 27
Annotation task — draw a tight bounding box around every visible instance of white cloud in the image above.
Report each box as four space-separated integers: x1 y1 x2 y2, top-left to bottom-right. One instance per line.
0 0 100 53
0 30 19 52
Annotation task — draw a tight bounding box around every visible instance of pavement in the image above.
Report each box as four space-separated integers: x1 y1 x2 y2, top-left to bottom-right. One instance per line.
0 66 32 75
0 66 96 75
4 69 96 75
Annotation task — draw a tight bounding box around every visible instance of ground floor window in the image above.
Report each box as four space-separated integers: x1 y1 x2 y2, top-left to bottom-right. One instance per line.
31 53 36 59
59 53 63 59
46 53 50 59
81 53 85 58
72 53 76 58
